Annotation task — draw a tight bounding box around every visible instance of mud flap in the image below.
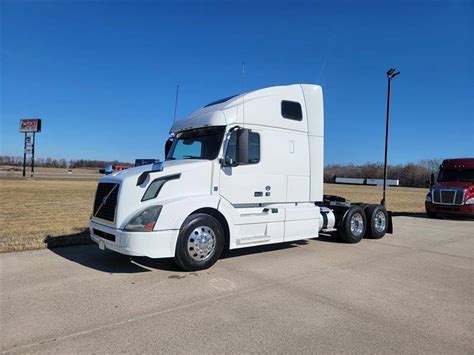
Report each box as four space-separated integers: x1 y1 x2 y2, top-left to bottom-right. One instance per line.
386 210 394 234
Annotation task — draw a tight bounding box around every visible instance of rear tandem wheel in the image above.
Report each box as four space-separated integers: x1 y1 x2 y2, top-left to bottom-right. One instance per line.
338 205 367 243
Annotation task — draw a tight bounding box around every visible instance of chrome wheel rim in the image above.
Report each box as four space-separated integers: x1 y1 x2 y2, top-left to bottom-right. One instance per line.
374 211 386 233
350 213 364 237
187 226 216 261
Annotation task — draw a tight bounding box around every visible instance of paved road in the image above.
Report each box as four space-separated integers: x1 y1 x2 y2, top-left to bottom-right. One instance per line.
2 216 473 354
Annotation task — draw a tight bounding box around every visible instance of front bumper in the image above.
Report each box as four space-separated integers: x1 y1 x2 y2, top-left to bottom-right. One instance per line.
89 220 178 258
425 201 474 217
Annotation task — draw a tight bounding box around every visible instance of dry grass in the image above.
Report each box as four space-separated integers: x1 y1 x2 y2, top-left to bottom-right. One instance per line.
0 165 100 174
324 184 428 213
0 177 97 252
0 177 428 253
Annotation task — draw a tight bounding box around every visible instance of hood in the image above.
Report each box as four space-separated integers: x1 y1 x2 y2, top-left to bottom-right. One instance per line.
94 159 214 228
100 159 211 184
433 181 474 190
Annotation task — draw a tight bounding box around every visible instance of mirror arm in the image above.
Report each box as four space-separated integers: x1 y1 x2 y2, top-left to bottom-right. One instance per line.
219 158 238 168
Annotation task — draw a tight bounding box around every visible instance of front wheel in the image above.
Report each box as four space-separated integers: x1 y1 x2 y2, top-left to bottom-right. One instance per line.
174 213 224 271
338 206 366 243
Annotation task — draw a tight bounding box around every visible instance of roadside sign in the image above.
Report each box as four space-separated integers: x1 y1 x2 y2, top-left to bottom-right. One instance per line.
20 119 42 133
20 118 41 177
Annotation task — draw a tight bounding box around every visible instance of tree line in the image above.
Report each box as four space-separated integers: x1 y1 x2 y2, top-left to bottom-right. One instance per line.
0 155 443 187
0 156 132 169
324 159 443 188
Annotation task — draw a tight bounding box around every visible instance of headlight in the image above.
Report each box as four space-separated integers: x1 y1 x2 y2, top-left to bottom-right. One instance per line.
124 205 162 232
425 193 432 202
466 197 474 205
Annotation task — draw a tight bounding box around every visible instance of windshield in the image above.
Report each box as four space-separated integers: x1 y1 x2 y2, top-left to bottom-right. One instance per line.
166 126 226 161
438 169 474 183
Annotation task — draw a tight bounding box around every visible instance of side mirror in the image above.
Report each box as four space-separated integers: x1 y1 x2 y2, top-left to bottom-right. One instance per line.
164 137 174 158
221 127 251 167
430 173 435 188
104 165 113 175
237 129 250 164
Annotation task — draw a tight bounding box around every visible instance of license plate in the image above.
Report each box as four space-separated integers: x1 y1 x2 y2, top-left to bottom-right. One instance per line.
98 240 105 250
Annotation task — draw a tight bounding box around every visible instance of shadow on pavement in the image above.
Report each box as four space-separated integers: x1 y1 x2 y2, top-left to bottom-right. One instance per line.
314 233 344 243
45 233 315 273
43 230 93 248
392 212 432 219
47 244 152 273
48 223 422 274
222 239 309 259
45 230 181 273
392 211 473 221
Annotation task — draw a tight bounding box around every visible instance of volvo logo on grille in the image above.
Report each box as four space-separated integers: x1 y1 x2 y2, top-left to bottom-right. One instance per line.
102 196 108 205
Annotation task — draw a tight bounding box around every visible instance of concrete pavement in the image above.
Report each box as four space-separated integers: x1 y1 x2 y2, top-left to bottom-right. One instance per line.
2 216 473 354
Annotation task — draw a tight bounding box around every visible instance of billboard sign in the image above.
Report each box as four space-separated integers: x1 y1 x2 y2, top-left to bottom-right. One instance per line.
24 146 33 154
20 119 42 133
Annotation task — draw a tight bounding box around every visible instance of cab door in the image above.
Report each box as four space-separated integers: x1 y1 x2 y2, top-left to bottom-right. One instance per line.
218 128 286 205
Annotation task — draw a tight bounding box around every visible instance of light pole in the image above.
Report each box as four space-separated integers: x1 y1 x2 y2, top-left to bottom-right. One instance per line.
381 68 400 207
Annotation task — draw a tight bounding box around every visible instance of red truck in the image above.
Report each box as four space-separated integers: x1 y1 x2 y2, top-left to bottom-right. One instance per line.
425 158 474 218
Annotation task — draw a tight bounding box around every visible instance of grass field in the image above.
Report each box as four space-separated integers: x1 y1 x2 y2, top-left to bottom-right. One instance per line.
1 178 97 252
0 177 428 253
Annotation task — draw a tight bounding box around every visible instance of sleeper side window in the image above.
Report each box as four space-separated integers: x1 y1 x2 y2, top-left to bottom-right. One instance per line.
281 100 303 121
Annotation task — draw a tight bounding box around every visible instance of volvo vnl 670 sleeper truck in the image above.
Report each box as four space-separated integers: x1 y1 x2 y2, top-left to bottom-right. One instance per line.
89 84 392 271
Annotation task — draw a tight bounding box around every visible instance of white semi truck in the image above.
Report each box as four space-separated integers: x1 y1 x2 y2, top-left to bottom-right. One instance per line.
89 84 392 271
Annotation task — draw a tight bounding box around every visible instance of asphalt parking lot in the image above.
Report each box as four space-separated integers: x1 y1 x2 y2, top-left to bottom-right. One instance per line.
2 216 473 354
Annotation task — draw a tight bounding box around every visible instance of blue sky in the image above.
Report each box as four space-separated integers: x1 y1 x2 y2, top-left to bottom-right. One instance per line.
1 0 473 164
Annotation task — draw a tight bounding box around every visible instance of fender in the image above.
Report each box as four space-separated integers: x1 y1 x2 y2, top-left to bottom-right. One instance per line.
216 197 237 246
155 195 221 231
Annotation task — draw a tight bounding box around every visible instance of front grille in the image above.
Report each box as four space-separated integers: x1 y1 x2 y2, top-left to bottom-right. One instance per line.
432 189 465 205
93 183 119 221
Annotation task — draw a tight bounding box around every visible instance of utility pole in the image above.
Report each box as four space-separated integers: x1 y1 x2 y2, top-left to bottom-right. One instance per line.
22 132 27 177
31 132 35 176
381 68 400 207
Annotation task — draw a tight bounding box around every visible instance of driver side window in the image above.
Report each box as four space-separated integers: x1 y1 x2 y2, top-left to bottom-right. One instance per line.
224 131 237 164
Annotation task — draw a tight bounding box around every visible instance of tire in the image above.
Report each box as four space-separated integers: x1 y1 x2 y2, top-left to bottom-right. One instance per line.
364 204 388 239
427 211 437 218
338 206 366 243
174 213 224 271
